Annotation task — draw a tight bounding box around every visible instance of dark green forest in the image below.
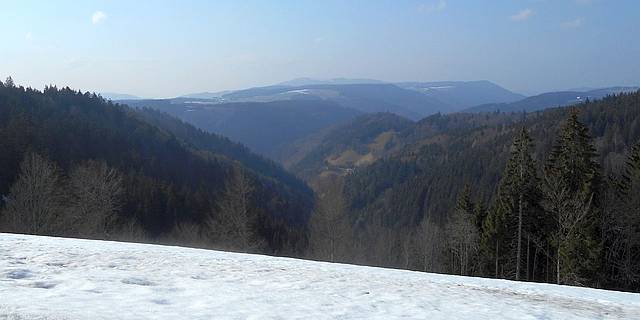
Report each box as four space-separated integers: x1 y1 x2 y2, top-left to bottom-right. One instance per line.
123 98 362 160
306 92 640 292
0 78 311 255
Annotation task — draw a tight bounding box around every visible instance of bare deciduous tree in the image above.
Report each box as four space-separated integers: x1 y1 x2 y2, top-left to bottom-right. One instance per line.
417 215 445 273
67 160 123 238
0 153 64 234
114 219 148 243
167 222 206 247
207 164 261 252
309 177 351 263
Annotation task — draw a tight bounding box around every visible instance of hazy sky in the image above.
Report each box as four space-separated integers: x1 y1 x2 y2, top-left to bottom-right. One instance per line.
1 0 639 97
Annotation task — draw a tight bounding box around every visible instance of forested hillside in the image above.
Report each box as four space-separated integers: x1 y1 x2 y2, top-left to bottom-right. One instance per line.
134 107 311 197
0 78 312 255
465 87 638 113
290 113 414 180
124 98 361 159
289 111 520 181
396 80 525 110
306 91 640 291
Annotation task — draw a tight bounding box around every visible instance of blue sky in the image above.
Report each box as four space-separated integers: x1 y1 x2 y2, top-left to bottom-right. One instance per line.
1 0 638 97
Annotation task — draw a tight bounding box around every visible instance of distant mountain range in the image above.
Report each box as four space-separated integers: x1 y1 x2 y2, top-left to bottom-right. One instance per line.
396 81 525 111
179 91 231 99
218 83 447 119
277 77 386 86
121 79 524 159
464 87 639 113
208 80 523 118
122 98 361 160
116 78 637 161
100 92 141 100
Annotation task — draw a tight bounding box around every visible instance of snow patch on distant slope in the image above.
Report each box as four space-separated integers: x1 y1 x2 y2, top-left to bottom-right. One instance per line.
1 233 639 319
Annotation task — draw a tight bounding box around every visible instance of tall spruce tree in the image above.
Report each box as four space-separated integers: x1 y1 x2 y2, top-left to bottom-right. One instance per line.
488 127 543 281
544 109 602 286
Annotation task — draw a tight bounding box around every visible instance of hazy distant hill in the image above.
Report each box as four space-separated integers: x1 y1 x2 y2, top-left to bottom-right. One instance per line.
145 80 528 160
216 80 523 117
464 87 639 113
100 92 141 100
396 80 525 111
277 77 385 86
220 83 450 119
122 98 361 159
179 91 231 99
140 79 525 119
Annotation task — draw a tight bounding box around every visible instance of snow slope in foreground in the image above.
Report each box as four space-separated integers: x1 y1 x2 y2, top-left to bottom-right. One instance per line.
1 233 639 320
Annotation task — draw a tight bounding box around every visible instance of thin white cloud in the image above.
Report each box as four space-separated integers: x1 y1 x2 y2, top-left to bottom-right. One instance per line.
510 8 534 22
418 0 446 14
92 11 107 25
561 17 584 29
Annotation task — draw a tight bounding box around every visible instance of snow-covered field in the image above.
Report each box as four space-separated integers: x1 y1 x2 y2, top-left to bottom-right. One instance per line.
1 233 639 320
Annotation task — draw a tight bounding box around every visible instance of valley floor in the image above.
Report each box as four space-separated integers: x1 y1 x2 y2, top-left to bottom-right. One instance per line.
1 233 639 319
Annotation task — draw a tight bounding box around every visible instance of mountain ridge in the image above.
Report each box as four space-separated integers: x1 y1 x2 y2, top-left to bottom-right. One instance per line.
464 87 639 113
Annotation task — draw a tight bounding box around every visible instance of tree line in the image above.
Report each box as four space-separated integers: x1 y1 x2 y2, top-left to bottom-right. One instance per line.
476 111 639 289
0 77 310 255
5 152 292 257
308 105 640 292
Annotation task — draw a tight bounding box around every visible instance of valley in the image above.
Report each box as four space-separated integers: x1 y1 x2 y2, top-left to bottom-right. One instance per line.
3 2 640 318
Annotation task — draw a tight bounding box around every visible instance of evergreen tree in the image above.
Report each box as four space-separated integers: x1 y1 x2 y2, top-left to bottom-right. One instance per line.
544 109 602 285
472 200 490 276
4 76 14 88
473 201 488 234
487 127 543 280
546 110 601 198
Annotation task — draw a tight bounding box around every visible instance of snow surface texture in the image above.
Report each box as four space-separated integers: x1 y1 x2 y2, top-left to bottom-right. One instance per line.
1 233 639 320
